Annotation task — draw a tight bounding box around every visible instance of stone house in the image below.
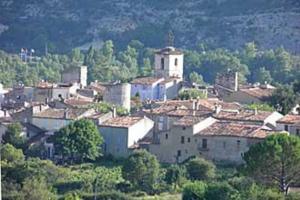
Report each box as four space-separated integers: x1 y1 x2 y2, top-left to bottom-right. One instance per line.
99 116 154 157
149 116 275 164
276 114 300 136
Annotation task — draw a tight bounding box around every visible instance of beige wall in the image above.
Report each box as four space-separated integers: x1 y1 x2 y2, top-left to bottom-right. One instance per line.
149 122 262 165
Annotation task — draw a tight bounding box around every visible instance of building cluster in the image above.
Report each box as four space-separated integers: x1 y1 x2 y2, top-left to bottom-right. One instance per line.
0 46 299 165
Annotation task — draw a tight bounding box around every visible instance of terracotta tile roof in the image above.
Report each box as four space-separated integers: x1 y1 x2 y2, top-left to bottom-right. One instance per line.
160 77 181 84
36 81 55 89
88 82 107 94
196 121 273 139
131 77 163 85
277 114 300 124
64 98 94 107
33 108 89 120
101 116 144 128
173 116 207 126
240 87 275 100
214 110 273 122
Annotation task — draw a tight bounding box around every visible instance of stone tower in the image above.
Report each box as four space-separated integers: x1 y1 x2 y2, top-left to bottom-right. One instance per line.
154 47 184 80
62 66 87 87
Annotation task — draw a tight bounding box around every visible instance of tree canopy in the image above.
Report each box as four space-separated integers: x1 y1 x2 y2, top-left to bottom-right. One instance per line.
52 119 103 163
243 133 300 194
122 150 160 192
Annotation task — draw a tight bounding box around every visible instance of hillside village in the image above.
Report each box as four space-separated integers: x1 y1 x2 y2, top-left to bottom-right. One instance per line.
1 45 299 166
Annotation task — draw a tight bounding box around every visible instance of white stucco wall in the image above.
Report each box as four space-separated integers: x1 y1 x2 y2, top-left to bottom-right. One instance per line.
127 117 154 147
32 117 72 131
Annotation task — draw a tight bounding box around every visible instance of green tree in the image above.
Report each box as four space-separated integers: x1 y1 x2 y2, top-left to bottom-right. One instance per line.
246 103 275 112
204 182 240 200
252 67 273 84
185 157 216 181
178 89 207 100
189 71 205 85
52 119 103 163
21 176 57 200
165 165 185 189
269 85 297 114
0 143 24 163
122 150 160 192
243 134 300 194
2 122 26 149
182 181 207 200
70 48 83 62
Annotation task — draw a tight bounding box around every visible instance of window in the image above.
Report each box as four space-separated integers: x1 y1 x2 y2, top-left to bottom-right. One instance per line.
165 134 168 139
161 58 164 70
175 58 178 66
182 126 186 130
284 125 289 131
297 129 300 136
223 141 226 149
177 150 181 157
181 136 185 144
237 140 241 150
202 139 207 149
188 137 191 143
158 117 164 131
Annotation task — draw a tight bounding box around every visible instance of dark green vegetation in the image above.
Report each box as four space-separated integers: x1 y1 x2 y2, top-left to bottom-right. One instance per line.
2 126 300 199
1 40 300 114
51 119 103 163
0 0 299 53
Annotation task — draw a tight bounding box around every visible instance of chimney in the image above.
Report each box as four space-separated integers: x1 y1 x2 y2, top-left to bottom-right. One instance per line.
192 100 197 110
254 108 258 115
112 107 117 118
45 98 48 105
214 104 222 114
39 104 42 111
4 109 7 117
64 109 68 119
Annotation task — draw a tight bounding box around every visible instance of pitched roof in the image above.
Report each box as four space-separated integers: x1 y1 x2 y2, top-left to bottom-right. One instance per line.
100 116 144 128
131 77 163 85
33 108 90 120
173 116 207 126
214 110 273 122
64 98 94 107
196 121 273 139
240 87 275 100
277 114 300 124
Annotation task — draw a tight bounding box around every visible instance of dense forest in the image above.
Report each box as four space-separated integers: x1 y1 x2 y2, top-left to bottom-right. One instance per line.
0 40 300 87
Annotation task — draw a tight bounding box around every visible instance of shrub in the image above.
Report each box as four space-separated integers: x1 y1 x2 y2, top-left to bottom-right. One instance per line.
185 157 216 181
182 181 207 200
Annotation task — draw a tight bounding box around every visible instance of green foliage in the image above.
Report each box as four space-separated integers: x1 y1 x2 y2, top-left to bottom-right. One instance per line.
122 150 160 193
182 181 207 200
52 119 103 163
21 176 57 200
2 122 26 149
165 165 186 189
185 157 216 181
243 133 300 194
178 89 207 100
205 182 240 200
245 103 275 112
189 71 205 85
252 67 273 84
269 85 297 114
80 191 131 200
92 102 128 116
0 143 24 163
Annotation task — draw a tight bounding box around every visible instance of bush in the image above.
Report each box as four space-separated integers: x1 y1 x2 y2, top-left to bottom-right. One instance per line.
205 182 240 200
185 157 216 181
286 192 300 200
182 181 207 200
80 191 131 200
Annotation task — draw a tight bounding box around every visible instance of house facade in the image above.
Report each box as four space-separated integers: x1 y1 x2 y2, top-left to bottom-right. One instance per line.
99 116 154 157
277 114 300 136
